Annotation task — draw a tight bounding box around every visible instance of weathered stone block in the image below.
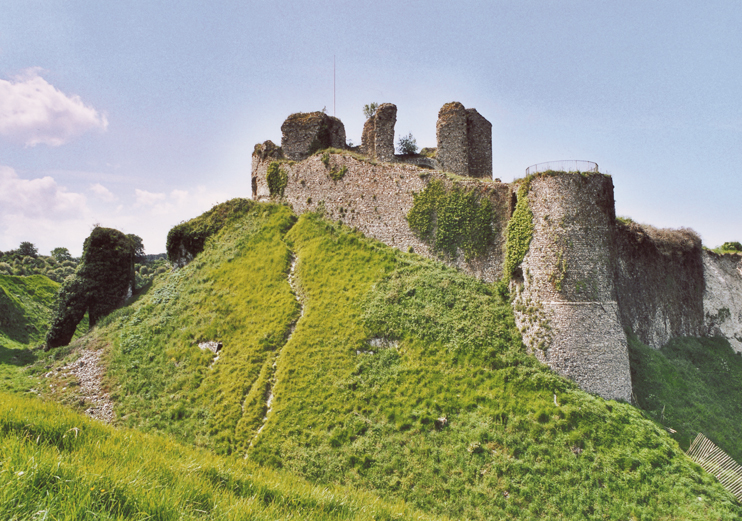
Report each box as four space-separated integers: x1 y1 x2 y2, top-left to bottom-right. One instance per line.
436 102 468 177
466 108 492 178
281 112 346 161
436 103 493 179
361 103 397 162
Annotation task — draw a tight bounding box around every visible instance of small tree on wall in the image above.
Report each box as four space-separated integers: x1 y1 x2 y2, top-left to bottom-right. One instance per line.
397 133 418 155
363 102 378 119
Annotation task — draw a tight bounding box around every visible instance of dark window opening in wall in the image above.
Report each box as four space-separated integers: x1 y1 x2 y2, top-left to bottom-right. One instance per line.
251 177 258 198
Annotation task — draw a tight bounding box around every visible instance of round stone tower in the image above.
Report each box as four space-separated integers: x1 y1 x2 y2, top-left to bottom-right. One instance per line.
512 172 632 401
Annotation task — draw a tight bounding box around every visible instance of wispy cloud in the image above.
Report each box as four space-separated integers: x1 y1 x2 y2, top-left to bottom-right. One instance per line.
0 165 88 219
0 165 92 254
0 68 108 147
135 189 167 206
0 164 229 256
89 183 117 202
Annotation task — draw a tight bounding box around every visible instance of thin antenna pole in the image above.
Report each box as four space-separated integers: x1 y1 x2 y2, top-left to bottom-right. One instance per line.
333 55 336 117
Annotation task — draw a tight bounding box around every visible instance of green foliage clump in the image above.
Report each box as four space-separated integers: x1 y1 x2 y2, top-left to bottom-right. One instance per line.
330 165 348 181
46 227 138 348
0 247 79 283
396 133 418 155
267 161 289 197
407 180 496 261
17 241 38 258
715 241 742 254
166 198 254 262
0 391 432 521
503 182 534 279
630 334 742 461
363 102 378 119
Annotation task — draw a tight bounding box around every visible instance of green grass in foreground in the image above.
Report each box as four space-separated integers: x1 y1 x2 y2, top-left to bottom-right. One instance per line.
0 391 436 520
630 334 742 461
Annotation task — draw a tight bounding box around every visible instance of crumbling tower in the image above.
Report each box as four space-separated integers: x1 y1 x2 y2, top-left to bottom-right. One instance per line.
436 102 492 178
361 103 397 162
281 111 346 161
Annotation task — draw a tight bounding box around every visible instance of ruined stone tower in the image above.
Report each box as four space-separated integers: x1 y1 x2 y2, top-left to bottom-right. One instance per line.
436 102 492 178
511 173 632 401
281 111 346 161
361 103 397 162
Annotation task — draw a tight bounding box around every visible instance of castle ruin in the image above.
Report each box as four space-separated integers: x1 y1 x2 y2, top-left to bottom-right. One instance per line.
254 102 742 402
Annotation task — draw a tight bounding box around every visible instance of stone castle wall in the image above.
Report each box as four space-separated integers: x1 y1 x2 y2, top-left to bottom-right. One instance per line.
512 173 632 401
252 106 742 402
703 251 742 353
361 103 397 162
615 222 705 348
252 146 511 282
466 109 492 179
436 103 493 178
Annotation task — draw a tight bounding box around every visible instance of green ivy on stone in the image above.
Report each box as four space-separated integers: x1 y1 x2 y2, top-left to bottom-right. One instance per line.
267 162 288 197
407 180 495 261
503 182 534 280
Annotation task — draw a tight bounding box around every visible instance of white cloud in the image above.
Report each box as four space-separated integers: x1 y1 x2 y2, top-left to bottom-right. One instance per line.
0 165 92 255
89 183 117 202
0 166 230 257
135 189 167 206
0 165 88 219
0 69 108 147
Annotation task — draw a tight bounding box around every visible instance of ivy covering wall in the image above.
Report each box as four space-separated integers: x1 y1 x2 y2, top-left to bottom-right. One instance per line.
503 182 534 279
406 180 496 261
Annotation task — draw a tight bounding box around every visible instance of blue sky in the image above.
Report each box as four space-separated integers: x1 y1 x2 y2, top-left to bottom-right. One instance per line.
1 1 740 256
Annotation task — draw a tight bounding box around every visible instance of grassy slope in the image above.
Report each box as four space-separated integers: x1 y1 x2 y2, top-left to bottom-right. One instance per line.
64 201 741 519
630 334 742 461
0 392 436 521
101 202 299 453
0 274 59 393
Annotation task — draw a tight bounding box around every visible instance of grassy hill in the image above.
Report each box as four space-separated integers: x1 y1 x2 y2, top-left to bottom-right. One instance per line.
74 199 740 520
630 334 742 461
0 391 436 520
0 273 60 393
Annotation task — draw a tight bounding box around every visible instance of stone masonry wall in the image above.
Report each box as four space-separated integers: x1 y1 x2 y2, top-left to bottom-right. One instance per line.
436 102 469 177
512 173 632 401
466 109 492 179
615 222 705 348
703 251 742 353
281 112 346 161
252 147 511 282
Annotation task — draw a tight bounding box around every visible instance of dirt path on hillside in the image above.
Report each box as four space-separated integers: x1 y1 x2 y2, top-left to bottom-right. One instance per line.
59 349 115 423
251 252 305 441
